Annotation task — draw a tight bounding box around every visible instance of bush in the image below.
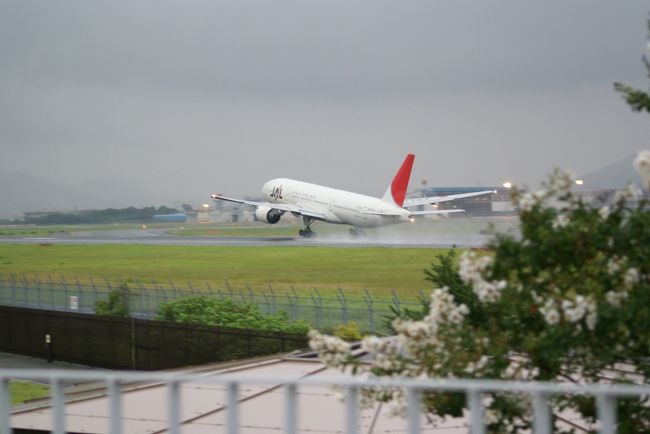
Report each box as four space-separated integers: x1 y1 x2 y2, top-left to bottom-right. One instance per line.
95 284 131 317
333 322 363 342
309 154 650 433
157 296 310 334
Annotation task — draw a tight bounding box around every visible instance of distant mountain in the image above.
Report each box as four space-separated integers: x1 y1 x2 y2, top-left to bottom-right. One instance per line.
581 155 642 190
0 171 171 218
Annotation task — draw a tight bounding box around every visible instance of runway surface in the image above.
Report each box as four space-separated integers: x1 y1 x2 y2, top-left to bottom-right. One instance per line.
0 228 493 248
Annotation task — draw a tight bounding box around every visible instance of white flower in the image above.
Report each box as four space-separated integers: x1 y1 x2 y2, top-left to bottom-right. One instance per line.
504 360 520 379
518 192 537 212
613 183 641 203
548 170 574 192
425 286 469 326
633 150 650 191
607 256 626 276
458 252 506 303
624 267 640 288
361 336 385 353
485 409 499 425
464 355 489 374
308 329 351 367
586 311 597 331
598 206 610 220
552 214 569 229
605 290 628 308
559 295 597 329
540 299 560 325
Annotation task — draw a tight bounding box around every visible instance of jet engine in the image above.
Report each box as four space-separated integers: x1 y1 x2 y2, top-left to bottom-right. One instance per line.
255 206 283 224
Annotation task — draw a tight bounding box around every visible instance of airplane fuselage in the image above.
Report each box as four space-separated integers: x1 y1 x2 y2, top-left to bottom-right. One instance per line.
262 178 410 228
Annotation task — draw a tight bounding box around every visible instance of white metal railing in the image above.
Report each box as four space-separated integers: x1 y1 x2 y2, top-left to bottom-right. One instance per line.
2 369 649 434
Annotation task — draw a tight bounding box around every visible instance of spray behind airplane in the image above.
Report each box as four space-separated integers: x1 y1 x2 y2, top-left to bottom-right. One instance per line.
211 154 494 238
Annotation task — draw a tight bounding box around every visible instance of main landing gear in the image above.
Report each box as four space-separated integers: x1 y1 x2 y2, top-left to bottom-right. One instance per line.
298 228 316 238
299 216 316 238
349 227 366 237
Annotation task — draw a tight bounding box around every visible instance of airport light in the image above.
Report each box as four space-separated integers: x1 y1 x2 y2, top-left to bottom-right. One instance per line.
502 181 513 189
202 203 210 209
575 179 584 186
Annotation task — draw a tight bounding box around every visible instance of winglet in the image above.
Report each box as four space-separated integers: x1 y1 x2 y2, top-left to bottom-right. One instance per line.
381 153 415 207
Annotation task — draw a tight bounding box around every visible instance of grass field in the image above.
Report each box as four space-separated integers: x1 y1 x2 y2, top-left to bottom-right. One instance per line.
10 381 50 406
0 244 448 297
0 223 143 237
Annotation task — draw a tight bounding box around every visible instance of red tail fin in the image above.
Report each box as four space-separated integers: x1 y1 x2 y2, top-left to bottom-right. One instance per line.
381 154 414 207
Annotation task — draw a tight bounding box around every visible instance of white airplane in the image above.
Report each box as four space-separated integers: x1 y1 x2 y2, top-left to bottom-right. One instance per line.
211 154 495 238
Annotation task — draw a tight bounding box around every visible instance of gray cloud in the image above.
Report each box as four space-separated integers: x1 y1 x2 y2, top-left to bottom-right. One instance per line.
1 0 649 210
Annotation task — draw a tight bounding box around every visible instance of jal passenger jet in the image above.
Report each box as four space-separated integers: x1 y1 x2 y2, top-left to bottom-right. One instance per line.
211 154 494 238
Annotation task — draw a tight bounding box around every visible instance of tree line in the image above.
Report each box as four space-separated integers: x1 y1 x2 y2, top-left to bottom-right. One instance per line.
20 206 180 225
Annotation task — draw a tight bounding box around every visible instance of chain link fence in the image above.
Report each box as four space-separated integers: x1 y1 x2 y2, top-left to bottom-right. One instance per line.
0 273 423 334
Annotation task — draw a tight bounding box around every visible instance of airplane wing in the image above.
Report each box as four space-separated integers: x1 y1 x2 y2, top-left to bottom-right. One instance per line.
403 190 495 207
360 209 464 217
210 194 329 220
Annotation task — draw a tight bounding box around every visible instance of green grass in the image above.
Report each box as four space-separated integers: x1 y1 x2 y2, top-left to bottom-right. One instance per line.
0 223 139 237
10 381 50 405
0 244 448 298
0 222 189 237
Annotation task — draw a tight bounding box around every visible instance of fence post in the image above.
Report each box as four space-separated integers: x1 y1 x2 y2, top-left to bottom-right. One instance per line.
285 289 297 321
89 276 99 311
268 284 277 315
337 287 349 325
20 274 28 307
289 286 299 320
310 288 323 329
137 283 147 316
61 275 69 311
187 281 197 297
35 275 43 309
239 288 247 304
168 280 179 300
74 276 84 313
246 284 255 304
225 280 233 298
362 288 374 334
261 290 271 315
47 275 55 308
9 274 17 307
11 274 19 306
391 290 401 314
0 273 5 306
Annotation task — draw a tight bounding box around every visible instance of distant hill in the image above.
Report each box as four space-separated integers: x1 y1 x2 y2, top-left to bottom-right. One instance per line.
581 155 643 190
0 171 171 218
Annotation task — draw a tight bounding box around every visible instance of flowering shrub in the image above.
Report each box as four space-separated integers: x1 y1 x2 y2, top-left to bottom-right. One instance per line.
309 153 650 432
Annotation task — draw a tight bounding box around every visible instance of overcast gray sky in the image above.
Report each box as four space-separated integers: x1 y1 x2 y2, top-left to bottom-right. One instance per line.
1 0 650 206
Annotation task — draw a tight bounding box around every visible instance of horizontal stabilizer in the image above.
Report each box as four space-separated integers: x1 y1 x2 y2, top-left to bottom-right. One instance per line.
409 209 465 216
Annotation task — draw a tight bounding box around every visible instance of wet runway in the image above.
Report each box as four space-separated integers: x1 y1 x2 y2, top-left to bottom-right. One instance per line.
0 228 492 248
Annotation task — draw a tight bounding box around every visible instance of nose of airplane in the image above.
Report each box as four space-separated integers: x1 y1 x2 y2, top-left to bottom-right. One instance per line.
261 180 273 197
